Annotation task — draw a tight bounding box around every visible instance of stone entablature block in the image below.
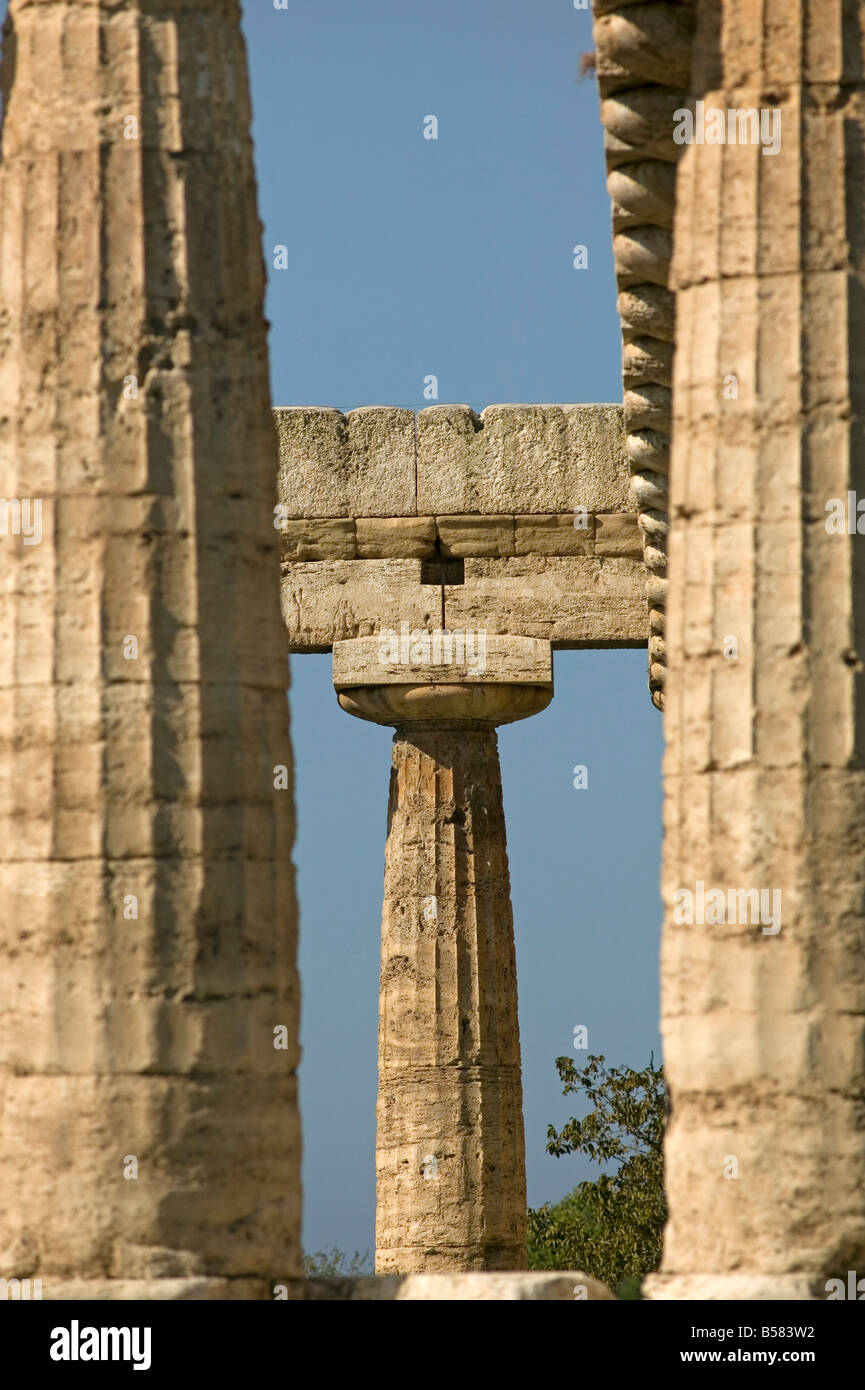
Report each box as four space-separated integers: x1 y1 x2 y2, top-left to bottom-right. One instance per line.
276 403 647 653
279 511 641 561
275 404 630 518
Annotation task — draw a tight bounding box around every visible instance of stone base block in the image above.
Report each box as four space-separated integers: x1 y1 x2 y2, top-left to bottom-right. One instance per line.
36 1279 292 1301
644 1274 824 1301
306 1272 615 1300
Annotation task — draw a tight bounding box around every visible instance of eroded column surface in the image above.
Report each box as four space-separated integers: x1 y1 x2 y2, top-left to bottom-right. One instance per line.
377 722 525 1271
335 637 552 1271
0 1 300 1298
648 0 865 1300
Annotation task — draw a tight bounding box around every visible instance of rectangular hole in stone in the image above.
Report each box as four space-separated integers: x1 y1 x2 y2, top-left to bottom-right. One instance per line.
420 556 465 586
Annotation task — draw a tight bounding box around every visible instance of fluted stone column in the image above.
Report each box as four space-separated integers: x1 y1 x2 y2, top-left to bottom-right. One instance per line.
646 0 865 1300
334 636 552 1271
0 1 300 1298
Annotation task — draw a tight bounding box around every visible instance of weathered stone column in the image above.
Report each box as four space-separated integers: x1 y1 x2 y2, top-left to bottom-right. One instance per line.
646 1 865 1299
0 1 300 1297
334 635 552 1271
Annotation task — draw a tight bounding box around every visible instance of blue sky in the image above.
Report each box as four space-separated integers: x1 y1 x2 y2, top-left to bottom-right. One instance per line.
0 0 664 1262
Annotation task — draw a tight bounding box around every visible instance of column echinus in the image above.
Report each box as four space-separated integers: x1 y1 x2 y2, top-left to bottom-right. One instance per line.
591 0 697 709
334 636 553 1271
646 1 865 1299
0 1 301 1298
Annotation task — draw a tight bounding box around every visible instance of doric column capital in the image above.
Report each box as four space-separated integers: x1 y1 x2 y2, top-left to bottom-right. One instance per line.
333 633 553 728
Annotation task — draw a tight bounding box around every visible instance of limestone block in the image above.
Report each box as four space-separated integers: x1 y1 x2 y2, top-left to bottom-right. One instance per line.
443 557 647 646
645 1274 823 1302
41 1279 274 1301
333 634 553 688
416 404 630 515
279 518 356 561
356 517 436 559
514 513 594 556
281 560 439 651
436 514 515 557
594 511 642 557
307 1272 615 1300
275 406 416 518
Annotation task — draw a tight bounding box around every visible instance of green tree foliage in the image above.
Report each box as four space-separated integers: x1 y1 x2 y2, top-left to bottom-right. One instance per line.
303 1247 372 1278
527 1054 667 1296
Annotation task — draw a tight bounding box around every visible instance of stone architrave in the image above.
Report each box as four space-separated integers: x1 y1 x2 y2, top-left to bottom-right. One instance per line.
0 0 300 1299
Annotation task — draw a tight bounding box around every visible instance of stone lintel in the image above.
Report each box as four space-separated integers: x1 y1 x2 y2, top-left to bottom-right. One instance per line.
282 555 645 652
276 404 645 652
444 557 647 648
279 510 637 561
594 510 644 557
333 634 553 689
280 560 440 653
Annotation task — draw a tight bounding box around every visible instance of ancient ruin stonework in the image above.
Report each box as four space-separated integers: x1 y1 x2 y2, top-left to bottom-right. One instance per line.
9 0 862 1307
335 637 553 1271
0 0 301 1298
646 0 865 1300
278 398 647 1272
277 404 647 652
592 0 697 709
